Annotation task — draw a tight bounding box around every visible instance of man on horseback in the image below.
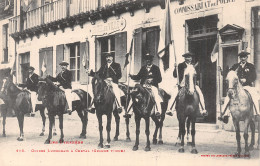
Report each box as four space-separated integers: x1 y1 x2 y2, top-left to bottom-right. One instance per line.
126 53 163 117
166 52 207 116
87 53 124 113
47 61 72 114
18 66 39 117
219 51 260 123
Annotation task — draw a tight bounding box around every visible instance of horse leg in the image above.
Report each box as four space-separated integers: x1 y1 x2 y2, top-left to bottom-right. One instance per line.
249 119 255 151
52 118 57 136
158 119 164 145
151 115 159 145
178 119 185 153
2 106 7 137
190 120 198 154
77 110 86 139
186 118 191 146
133 116 141 151
144 117 151 151
97 115 103 148
175 118 181 146
233 120 241 158
45 114 54 144
125 116 131 142
58 114 64 143
243 119 250 158
105 114 112 148
39 107 46 136
113 111 120 141
258 118 260 150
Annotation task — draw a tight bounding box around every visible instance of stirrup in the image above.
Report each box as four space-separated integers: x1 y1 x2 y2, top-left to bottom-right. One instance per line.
87 107 95 114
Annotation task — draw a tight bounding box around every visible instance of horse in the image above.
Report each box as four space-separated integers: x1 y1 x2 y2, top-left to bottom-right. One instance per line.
176 65 200 154
130 83 169 151
225 70 259 158
92 74 122 148
0 77 32 141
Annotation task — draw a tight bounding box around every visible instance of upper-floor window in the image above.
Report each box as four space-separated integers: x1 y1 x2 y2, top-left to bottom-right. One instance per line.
2 24 8 63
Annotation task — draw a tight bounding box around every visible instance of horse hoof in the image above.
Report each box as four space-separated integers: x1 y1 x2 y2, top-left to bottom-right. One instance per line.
98 143 104 148
113 137 118 141
18 138 24 141
244 152 250 158
158 140 163 145
126 138 131 142
153 139 157 145
39 133 44 136
79 135 86 139
105 145 111 149
178 148 185 153
234 152 240 158
59 139 64 143
53 132 57 136
249 145 254 151
132 146 138 151
145 146 151 151
187 142 192 146
45 140 50 144
191 149 198 154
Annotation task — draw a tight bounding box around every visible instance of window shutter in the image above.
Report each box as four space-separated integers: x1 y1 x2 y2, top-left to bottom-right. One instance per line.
56 44 64 75
133 28 143 74
80 41 89 84
115 32 127 83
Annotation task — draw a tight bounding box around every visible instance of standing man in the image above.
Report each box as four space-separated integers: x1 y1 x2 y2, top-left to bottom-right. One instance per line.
219 51 259 123
166 52 207 116
87 53 124 113
127 53 163 117
48 61 72 114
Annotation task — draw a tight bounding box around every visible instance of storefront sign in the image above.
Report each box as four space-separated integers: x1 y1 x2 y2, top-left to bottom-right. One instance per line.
91 17 126 37
174 0 236 14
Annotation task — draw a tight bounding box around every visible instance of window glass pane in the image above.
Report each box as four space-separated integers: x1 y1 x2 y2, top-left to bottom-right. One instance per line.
77 70 80 81
70 58 75 69
77 57 80 69
101 38 108 52
70 45 76 57
110 36 115 51
71 70 75 82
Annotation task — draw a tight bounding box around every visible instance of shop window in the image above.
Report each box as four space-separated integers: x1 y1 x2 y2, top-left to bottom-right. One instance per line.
68 43 80 82
19 52 30 83
2 24 8 63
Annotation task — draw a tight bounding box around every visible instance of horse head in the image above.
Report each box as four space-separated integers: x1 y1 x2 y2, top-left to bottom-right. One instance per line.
226 70 240 99
37 77 56 101
0 76 21 96
92 74 107 104
184 65 197 95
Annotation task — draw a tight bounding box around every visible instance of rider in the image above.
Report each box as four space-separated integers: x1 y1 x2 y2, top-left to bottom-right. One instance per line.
166 52 207 116
126 53 163 118
48 61 72 114
18 66 39 117
219 51 260 123
87 53 124 113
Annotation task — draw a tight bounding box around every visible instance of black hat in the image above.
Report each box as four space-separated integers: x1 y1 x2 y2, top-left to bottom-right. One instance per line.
182 52 194 58
104 53 113 57
238 51 250 57
28 66 35 71
143 53 154 60
59 61 69 66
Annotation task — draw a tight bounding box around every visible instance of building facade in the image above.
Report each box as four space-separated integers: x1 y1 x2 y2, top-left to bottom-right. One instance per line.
5 0 260 128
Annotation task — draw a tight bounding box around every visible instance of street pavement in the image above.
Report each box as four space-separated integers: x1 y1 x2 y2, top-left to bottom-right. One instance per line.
0 111 259 166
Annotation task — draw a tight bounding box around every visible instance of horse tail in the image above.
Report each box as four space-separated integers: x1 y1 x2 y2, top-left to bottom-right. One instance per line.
72 89 92 108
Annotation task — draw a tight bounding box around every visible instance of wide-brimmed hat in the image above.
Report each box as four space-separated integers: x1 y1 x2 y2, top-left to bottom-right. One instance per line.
238 51 250 57
59 61 69 66
143 53 154 60
182 52 194 58
28 66 35 71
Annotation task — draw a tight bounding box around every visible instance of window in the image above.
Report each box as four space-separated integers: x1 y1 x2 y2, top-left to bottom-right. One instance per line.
19 52 30 83
100 35 115 65
69 43 80 82
2 24 8 63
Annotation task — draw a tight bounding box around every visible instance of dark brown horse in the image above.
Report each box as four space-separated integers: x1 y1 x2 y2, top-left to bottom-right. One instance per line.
176 65 200 154
92 74 121 148
225 70 258 158
0 77 31 141
130 84 168 151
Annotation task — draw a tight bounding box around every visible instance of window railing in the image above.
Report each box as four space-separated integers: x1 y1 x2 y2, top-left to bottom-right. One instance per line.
9 0 136 34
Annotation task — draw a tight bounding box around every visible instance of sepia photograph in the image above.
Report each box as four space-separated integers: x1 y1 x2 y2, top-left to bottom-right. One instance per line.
0 0 259 165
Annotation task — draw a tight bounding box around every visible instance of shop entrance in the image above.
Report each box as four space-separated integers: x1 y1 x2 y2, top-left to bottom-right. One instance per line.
187 15 218 123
